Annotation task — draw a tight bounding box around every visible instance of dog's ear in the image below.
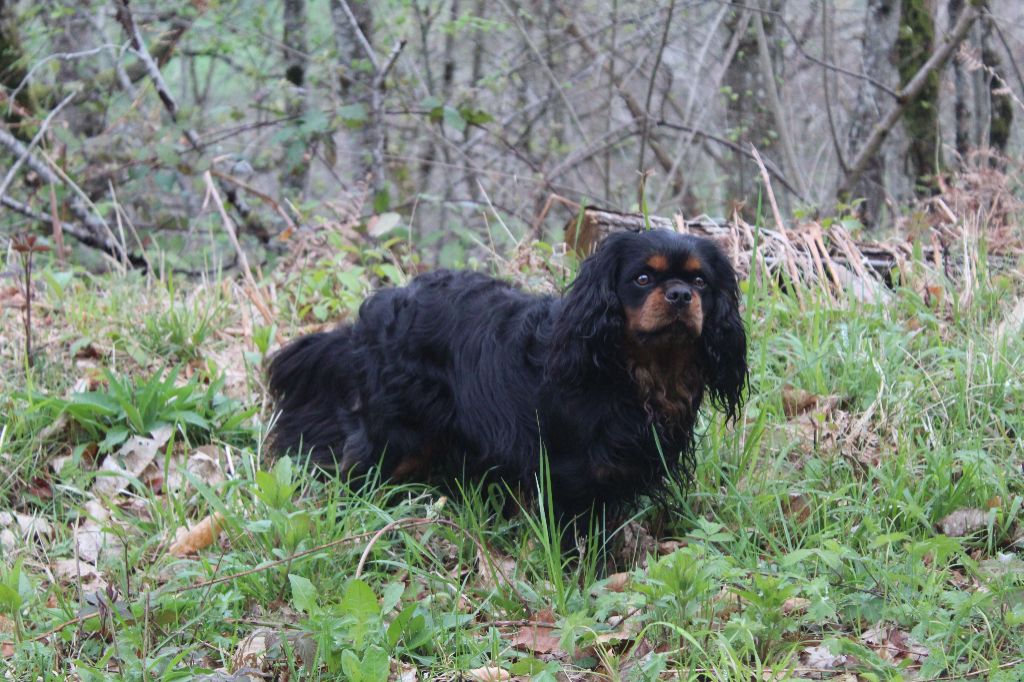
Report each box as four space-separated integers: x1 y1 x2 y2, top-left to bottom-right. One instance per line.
547 232 629 383
700 246 747 422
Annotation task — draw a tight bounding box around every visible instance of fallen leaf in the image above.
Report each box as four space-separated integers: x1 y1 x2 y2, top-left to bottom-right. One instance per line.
52 558 108 591
802 643 847 669
188 446 226 487
591 616 641 646
367 212 402 238
938 508 988 537
477 546 516 591
860 624 929 663
782 493 812 523
169 512 225 557
14 512 53 540
91 426 173 498
657 539 687 554
782 385 819 417
76 499 120 564
604 572 631 593
0 529 15 552
781 597 810 615
510 609 562 655
464 667 512 682
393 662 418 682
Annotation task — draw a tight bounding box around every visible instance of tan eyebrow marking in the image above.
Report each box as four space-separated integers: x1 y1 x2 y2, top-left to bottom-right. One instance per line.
683 256 703 273
646 254 669 272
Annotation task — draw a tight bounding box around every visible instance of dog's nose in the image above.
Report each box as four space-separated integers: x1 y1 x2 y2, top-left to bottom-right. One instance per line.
665 284 692 308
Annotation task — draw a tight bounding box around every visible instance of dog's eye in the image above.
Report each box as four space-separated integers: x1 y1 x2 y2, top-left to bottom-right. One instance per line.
693 276 706 288
635 273 652 286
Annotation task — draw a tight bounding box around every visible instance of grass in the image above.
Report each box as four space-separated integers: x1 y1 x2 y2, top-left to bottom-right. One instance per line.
0 222 1022 681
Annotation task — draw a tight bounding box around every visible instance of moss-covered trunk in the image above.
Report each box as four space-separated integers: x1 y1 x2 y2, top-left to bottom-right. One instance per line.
896 0 939 194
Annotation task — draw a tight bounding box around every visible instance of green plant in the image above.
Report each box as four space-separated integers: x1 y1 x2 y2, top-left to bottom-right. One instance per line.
141 285 224 362
48 366 254 452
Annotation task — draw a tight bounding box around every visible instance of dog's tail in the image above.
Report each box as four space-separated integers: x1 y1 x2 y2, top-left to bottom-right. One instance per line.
267 328 356 469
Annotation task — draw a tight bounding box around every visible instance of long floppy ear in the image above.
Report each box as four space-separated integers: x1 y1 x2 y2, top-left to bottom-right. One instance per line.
546 232 629 384
700 248 748 422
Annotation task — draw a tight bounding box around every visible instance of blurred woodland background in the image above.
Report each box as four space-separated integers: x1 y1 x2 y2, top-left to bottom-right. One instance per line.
0 0 1021 271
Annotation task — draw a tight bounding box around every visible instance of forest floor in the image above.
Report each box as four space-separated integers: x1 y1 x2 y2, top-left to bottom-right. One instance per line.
1 190 1023 681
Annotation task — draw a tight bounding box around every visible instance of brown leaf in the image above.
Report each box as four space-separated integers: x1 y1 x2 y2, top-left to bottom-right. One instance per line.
802 644 847 669
510 609 562 655
604 572 631 593
657 539 687 555
782 493 812 523
464 667 512 682
781 597 810 615
52 558 108 592
169 512 225 557
782 385 819 418
476 546 517 591
938 508 988 537
591 615 641 646
91 426 173 498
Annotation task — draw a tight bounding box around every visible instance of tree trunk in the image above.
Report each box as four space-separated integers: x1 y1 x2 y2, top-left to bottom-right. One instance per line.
281 0 309 197
950 0 1013 162
846 0 901 226
722 0 784 217
895 0 939 193
329 0 374 184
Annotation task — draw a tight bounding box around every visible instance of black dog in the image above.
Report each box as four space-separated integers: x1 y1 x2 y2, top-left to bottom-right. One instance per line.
268 229 746 533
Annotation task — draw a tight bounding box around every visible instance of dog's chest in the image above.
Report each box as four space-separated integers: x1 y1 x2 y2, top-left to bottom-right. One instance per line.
627 346 703 427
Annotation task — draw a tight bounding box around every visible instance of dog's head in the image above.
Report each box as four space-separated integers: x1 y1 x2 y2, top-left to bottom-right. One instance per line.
549 229 747 420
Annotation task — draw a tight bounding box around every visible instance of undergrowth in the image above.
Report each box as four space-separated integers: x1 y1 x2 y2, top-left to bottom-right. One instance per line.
0 220 1022 681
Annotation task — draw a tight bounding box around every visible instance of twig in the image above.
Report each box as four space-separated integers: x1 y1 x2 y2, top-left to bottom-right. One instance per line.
0 127 125 268
369 39 407 192
0 91 76 202
656 120 804 200
201 171 273 323
335 0 380 70
6 45 126 110
113 0 200 150
498 0 590 147
750 145 804 308
210 168 298 234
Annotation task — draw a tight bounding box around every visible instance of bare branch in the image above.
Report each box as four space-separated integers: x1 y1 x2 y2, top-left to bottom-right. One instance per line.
0 91 76 201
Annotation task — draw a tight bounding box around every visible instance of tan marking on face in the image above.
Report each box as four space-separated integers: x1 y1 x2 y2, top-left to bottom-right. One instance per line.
683 292 703 336
625 289 704 337
625 290 675 334
646 254 669 272
683 256 703 273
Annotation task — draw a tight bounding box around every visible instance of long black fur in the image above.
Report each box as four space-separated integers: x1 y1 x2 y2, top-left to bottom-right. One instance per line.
268 229 747 530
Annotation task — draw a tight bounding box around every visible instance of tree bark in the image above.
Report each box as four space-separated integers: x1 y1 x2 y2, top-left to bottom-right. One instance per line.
722 0 785 216
329 0 374 184
281 0 309 197
840 4 980 216
846 0 901 225
895 0 939 193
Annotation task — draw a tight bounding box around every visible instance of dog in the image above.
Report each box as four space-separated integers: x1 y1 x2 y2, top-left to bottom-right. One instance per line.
268 228 746 535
